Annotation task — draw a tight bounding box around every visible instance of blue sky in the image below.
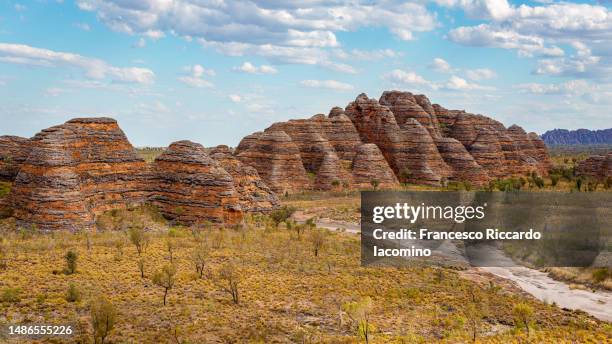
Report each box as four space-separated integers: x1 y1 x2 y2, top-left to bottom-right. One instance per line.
1 0 611 147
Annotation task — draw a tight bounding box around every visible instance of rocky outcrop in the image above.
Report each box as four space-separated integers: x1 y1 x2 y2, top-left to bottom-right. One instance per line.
435 137 489 186
210 145 280 212
9 118 150 231
237 130 310 194
235 132 263 155
576 153 612 181
236 90 554 189
0 136 30 181
314 151 351 190
150 141 242 225
542 128 612 145
351 144 399 189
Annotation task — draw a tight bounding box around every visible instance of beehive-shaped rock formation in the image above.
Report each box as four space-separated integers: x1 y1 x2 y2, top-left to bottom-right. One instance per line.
351 144 399 189
236 130 310 194
314 151 351 190
237 90 552 190
0 135 30 181
576 153 612 181
210 145 280 212
9 118 150 231
150 141 243 225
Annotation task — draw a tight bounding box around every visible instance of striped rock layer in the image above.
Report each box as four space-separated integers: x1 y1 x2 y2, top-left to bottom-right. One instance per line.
4 119 278 231
237 91 552 191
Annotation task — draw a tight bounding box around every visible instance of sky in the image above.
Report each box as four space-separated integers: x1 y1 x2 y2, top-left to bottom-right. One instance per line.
0 0 611 147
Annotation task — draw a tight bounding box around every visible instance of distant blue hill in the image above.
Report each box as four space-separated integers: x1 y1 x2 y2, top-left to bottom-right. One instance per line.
541 128 612 145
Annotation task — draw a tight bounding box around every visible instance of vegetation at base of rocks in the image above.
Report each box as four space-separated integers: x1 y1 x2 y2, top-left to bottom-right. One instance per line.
0 207 609 343
270 205 296 228
0 181 11 198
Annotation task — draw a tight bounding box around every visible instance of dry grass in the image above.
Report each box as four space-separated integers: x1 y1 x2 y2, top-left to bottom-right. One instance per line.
0 209 610 343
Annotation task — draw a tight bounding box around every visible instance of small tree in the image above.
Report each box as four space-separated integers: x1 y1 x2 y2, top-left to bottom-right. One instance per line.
217 263 240 304
137 258 145 278
370 179 380 190
343 296 374 344
128 225 149 256
152 264 177 306
65 283 81 303
65 250 78 275
550 174 560 187
270 206 296 228
576 178 583 192
309 229 326 257
513 303 534 336
90 296 116 344
166 238 176 263
191 244 208 279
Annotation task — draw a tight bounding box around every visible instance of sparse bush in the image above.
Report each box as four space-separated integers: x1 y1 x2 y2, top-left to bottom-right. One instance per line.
576 178 583 191
166 238 176 263
605 177 612 190
192 244 208 279
343 296 374 344
137 258 145 278
128 225 149 256
0 287 21 303
217 263 240 304
270 206 296 228
65 250 78 274
152 264 177 306
65 283 81 303
550 174 560 187
91 296 116 344
513 303 534 336
370 179 380 190
592 268 609 283
309 229 326 257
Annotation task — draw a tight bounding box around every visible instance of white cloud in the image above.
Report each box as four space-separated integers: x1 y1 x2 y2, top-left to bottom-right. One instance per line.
444 75 494 91
300 79 354 91
448 24 564 57
515 80 601 97
384 69 434 88
444 1 612 79
334 48 401 61
465 68 496 80
229 94 242 103
178 64 214 88
14 4 26 12
233 62 278 74
0 43 155 84
428 58 454 73
134 38 146 48
75 0 437 71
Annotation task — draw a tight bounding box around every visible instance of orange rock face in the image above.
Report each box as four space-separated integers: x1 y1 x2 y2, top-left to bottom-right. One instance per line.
236 130 310 194
237 90 554 189
5 119 278 231
0 135 30 181
150 141 243 225
210 145 280 212
9 118 150 231
314 151 351 190
576 153 612 181
351 144 399 189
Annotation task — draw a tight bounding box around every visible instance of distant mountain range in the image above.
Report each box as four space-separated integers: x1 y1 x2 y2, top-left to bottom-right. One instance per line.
541 128 612 145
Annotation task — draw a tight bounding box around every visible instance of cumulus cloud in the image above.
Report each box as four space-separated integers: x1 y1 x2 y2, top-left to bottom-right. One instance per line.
228 94 242 103
444 1 612 79
178 64 214 88
300 79 354 91
383 69 434 88
515 80 594 96
233 62 278 74
465 68 496 80
444 75 494 91
428 58 454 73
75 0 437 71
334 49 401 61
0 43 154 84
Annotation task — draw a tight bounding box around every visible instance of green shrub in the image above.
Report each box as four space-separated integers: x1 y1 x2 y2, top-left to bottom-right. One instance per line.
592 268 609 283
65 283 81 303
65 250 78 274
90 296 116 344
513 303 534 335
0 287 21 303
270 206 296 228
